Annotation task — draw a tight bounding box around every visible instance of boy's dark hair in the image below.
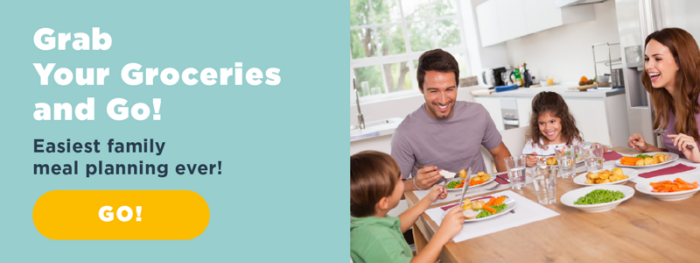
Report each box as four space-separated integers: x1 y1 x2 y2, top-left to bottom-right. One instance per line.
527 91 583 149
417 49 460 90
350 151 401 217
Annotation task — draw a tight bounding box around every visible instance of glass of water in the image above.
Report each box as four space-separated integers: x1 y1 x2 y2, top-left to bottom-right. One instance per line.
504 155 527 190
585 148 604 173
558 155 576 178
533 165 557 205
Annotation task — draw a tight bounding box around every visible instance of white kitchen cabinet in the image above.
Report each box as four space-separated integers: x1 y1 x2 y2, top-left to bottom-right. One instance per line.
474 97 504 131
566 98 611 146
475 0 595 47
476 0 501 47
516 98 532 127
497 0 528 40
522 0 562 33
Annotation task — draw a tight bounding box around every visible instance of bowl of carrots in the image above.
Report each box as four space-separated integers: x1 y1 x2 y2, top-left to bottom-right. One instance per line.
635 174 700 201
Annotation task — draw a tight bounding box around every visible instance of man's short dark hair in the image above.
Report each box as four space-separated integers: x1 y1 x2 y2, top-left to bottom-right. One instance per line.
416 49 460 90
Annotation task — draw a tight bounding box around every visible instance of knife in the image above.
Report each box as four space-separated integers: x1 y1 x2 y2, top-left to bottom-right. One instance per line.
457 167 472 209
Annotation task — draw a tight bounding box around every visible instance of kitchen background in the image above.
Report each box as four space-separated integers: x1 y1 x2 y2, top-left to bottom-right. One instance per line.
351 0 700 155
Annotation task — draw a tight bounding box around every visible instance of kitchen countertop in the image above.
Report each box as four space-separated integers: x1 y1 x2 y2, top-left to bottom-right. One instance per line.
350 117 403 142
473 82 625 98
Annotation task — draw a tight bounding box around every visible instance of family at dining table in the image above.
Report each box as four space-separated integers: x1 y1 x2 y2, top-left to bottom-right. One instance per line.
351 27 700 263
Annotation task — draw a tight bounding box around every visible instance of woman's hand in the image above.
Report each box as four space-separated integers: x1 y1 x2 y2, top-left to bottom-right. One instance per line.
426 185 448 202
668 134 700 162
526 152 538 167
628 133 649 152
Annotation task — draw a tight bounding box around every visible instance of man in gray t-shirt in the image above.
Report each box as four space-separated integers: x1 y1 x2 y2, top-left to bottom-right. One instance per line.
391 49 512 191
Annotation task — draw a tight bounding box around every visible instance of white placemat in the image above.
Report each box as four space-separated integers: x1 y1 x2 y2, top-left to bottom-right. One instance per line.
424 190 559 243
413 177 533 205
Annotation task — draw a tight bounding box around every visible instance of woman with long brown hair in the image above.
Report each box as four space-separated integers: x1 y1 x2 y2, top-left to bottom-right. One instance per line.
628 27 700 162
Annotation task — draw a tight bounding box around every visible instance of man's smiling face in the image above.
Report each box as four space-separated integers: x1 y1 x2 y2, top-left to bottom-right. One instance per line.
421 70 457 119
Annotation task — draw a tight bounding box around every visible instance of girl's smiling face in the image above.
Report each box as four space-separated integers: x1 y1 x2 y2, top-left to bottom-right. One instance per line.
538 112 563 143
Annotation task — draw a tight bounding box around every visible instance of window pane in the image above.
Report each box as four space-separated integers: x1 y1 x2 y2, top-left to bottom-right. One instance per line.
350 28 379 59
376 26 406 56
403 0 456 21
383 62 413 93
434 0 457 17
350 0 371 26
354 65 384 97
435 19 461 48
372 0 402 24
407 21 432 52
402 0 433 21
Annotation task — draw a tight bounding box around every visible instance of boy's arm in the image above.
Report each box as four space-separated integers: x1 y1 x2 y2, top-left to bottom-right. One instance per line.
398 196 432 233
410 207 463 263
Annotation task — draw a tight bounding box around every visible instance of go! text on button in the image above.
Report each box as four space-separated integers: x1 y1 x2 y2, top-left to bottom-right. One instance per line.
33 190 209 240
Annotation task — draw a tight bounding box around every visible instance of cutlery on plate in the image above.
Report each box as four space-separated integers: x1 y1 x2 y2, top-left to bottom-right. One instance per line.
654 127 695 149
456 167 472 209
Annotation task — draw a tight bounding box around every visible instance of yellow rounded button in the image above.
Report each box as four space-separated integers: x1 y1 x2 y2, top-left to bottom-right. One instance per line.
33 190 209 240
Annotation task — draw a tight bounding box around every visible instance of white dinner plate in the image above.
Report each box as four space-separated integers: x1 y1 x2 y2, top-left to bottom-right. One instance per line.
444 174 497 191
561 185 635 213
635 174 700 201
442 195 517 222
573 168 639 186
615 152 678 168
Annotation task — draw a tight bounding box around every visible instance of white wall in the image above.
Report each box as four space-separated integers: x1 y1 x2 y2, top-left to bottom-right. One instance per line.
503 0 621 82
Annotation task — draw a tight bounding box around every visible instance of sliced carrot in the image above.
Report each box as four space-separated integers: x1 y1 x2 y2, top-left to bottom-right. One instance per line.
482 206 497 213
484 197 496 206
493 196 506 206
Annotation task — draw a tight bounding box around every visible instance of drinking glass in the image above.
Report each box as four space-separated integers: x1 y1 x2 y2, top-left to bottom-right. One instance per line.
589 143 605 159
504 155 527 190
585 149 604 173
558 155 575 178
370 87 381 95
533 165 557 205
360 81 370 96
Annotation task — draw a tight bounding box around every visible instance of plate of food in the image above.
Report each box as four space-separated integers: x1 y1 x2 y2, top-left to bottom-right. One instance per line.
635 174 700 201
442 195 517 222
573 167 638 186
616 152 678 168
444 171 496 191
560 185 635 213
541 154 585 165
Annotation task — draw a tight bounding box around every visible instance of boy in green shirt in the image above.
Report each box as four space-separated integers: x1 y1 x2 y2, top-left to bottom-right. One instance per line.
351 151 464 263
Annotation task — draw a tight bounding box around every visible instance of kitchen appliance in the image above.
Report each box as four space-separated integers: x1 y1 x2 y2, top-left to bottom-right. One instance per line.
611 68 625 88
481 67 507 88
615 0 700 147
500 98 519 130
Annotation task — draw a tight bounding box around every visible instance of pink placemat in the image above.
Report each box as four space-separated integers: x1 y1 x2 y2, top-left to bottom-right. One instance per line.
603 151 624 161
495 173 509 184
639 163 696 178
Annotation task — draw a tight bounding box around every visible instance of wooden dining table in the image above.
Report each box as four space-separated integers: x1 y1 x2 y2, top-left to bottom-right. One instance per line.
405 147 700 262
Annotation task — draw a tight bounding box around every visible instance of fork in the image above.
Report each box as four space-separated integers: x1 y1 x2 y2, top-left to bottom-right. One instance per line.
654 128 695 149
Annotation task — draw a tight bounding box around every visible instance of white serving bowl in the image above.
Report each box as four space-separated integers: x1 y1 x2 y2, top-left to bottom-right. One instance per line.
635 174 700 201
560 185 635 213
573 168 639 186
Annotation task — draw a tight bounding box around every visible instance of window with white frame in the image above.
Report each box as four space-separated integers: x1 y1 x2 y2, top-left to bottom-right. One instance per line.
350 0 471 100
